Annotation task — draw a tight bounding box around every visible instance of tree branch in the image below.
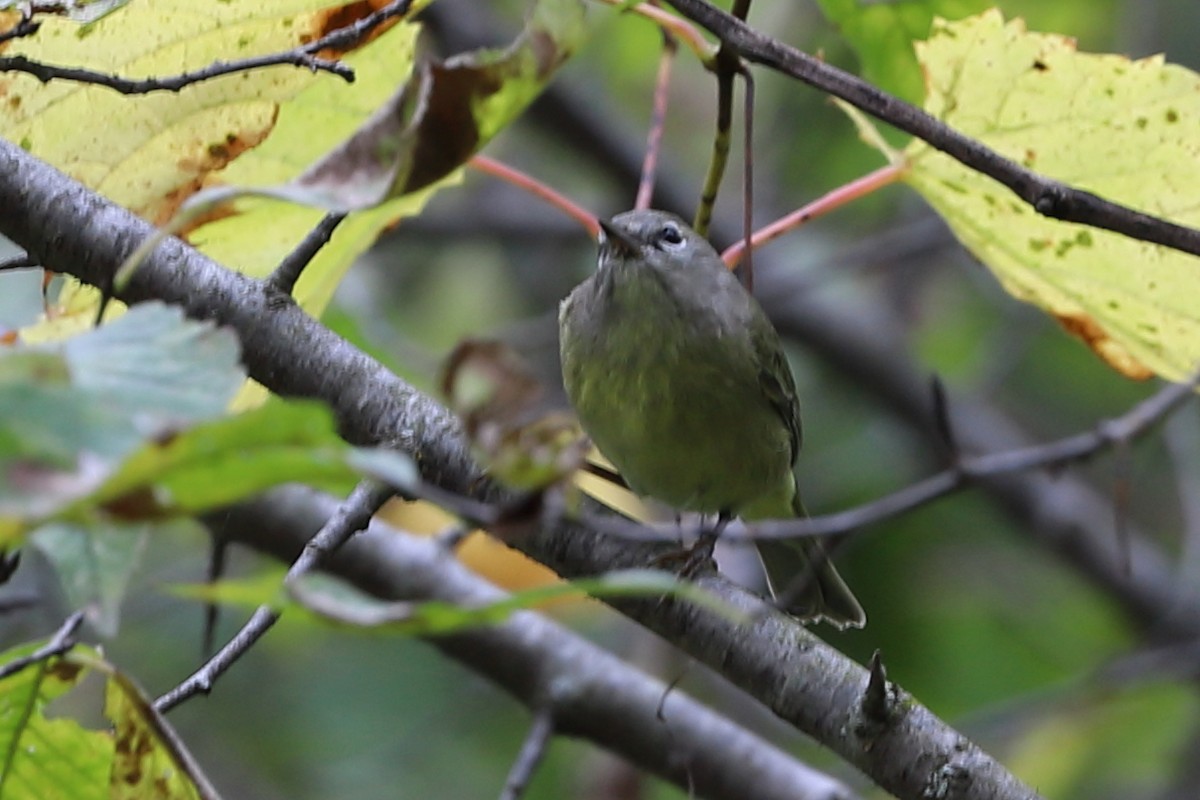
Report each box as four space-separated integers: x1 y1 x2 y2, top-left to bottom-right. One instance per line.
0 51 352 91
0 610 83 681
663 0 1200 258
0 16 39 46
756 266 1200 640
155 481 393 712
499 709 555 800
571 369 1200 549
215 486 859 800
0 137 1041 800
267 212 347 294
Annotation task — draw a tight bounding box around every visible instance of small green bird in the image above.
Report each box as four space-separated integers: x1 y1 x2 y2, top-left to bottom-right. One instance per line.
558 209 865 629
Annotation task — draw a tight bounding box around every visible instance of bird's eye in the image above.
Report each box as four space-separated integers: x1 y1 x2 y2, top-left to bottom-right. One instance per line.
658 224 684 247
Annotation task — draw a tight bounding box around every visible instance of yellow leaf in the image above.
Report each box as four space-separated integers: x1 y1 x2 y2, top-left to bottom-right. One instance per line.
183 18 441 312
1 1 371 221
900 11 1200 381
8 2 441 382
181 0 587 213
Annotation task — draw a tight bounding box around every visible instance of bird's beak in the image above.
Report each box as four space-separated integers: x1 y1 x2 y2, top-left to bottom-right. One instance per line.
597 219 640 257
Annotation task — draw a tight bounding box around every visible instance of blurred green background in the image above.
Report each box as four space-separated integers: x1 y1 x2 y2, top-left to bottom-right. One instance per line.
3 0 1200 797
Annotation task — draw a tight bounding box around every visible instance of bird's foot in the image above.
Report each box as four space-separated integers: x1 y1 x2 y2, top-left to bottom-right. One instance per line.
648 515 729 578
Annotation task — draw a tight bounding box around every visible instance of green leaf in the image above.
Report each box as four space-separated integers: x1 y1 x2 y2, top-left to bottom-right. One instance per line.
3 394 414 541
0 0 394 220
0 303 245 531
30 523 153 638
0 644 112 800
168 565 289 610
0 641 213 799
0 304 413 631
175 568 747 635
82 398 358 519
0 305 416 627
104 668 207 799
0 381 134 468
63 301 244 423
0 302 242 472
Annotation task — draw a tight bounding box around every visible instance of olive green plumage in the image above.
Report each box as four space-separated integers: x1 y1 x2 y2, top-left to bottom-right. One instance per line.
558 209 865 629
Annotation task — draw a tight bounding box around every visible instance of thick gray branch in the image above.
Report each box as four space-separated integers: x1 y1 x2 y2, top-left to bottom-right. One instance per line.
216 486 855 800
0 138 1040 800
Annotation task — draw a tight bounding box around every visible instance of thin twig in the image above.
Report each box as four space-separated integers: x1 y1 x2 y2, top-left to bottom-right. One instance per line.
0 0 417 94
0 52 351 92
692 43 738 237
499 709 556 800
577 370 1200 545
470 156 600 237
0 610 84 681
654 669 694 798
635 30 676 211
721 164 906 267
929 375 959 460
201 534 230 658
746 369 1200 540
154 481 393 712
267 212 347 294
738 64 754 292
0 16 39 45
665 0 1200 258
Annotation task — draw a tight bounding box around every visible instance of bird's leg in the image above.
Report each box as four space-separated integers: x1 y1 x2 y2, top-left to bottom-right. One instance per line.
679 511 729 577
649 512 728 578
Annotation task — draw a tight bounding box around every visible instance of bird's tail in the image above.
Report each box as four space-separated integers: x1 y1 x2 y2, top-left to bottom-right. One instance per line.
753 485 866 629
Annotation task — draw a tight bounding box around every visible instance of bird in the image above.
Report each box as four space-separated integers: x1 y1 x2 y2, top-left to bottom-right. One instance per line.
558 208 865 629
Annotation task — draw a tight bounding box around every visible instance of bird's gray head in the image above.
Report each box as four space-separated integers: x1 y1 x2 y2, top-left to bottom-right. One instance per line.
597 210 724 275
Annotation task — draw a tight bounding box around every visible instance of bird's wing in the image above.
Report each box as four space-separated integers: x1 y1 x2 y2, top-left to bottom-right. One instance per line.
753 319 803 464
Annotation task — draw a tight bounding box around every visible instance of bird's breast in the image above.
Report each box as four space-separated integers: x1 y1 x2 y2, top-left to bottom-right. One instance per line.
560 280 792 514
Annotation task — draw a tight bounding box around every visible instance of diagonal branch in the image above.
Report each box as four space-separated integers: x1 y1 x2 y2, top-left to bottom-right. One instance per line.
0 136 1041 800
155 481 393 712
499 709 555 800
0 15 39 45
0 610 83 681
743 370 1200 540
268 212 347 294
663 0 1200 258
